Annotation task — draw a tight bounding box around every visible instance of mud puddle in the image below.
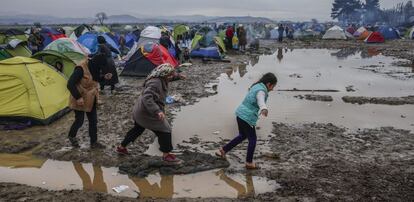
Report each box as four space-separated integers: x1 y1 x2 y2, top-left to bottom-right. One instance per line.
145 49 414 156
0 153 279 199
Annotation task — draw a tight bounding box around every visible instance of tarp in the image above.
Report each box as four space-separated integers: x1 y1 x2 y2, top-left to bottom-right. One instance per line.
378 26 400 40
322 26 347 40
365 32 385 43
0 57 69 124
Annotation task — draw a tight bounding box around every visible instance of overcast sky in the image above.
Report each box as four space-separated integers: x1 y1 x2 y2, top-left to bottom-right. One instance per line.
0 0 409 21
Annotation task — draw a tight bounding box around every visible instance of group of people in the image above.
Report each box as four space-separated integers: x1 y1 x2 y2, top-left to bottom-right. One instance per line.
277 24 294 42
225 24 248 51
67 52 278 167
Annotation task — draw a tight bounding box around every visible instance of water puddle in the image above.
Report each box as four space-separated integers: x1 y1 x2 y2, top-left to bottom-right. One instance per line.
147 49 414 155
0 153 279 198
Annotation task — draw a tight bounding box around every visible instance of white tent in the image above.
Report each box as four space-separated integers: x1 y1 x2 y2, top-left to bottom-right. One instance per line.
322 26 347 40
140 26 161 39
270 27 286 39
407 27 414 39
125 26 162 61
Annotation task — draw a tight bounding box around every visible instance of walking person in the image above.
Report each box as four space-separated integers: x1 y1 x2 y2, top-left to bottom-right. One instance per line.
94 36 120 94
216 73 278 169
67 60 105 149
278 24 284 42
28 28 44 54
116 64 185 163
226 25 234 50
237 25 247 51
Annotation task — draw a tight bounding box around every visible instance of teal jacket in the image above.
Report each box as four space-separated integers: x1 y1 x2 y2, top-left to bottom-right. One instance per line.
235 83 268 126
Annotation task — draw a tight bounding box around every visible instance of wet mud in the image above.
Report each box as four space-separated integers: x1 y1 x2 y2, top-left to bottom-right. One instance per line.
342 95 414 105
267 122 414 201
119 151 230 177
294 94 333 102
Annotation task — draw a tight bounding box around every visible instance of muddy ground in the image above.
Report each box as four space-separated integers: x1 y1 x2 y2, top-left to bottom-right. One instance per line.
1 39 414 201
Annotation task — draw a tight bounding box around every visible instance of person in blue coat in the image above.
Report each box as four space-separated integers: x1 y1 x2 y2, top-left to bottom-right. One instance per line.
216 73 278 169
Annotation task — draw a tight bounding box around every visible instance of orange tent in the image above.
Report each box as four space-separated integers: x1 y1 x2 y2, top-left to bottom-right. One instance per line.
358 30 372 40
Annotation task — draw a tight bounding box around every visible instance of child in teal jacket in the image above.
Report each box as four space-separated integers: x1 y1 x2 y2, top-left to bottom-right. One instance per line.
217 73 277 169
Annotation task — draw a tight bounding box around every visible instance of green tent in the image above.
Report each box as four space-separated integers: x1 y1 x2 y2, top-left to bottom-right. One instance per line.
32 50 86 78
44 38 91 55
191 33 204 50
405 27 414 39
214 36 226 53
173 25 190 40
93 26 111 33
0 57 70 125
0 39 32 60
0 29 28 44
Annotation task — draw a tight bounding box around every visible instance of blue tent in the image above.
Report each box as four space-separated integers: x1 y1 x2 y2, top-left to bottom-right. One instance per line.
190 47 221 59
125 33 137 48
106 32 120 47
379 26 400 40
39 27 66 50
77 32 119 55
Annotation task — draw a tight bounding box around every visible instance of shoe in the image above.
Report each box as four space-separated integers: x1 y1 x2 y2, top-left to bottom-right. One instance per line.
68 137 80 147
116 146 129 155
90 142 106 149
162 154 182 164
215 148 226 159
245 163 260 170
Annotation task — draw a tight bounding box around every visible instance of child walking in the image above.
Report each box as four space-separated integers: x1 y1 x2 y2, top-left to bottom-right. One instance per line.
216 73 277 169
116 64 184 163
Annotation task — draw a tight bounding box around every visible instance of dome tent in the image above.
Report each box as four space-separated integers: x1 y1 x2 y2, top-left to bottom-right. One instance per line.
0 57 70 124
322 26 347 40
364 32 385 43
378 26 400 40
121 42 178 77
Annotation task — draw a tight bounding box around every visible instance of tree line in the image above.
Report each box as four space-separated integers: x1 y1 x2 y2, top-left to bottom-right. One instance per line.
331 0 414 26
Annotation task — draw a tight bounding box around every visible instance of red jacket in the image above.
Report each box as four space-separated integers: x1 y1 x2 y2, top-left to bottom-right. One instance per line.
226 27 234 38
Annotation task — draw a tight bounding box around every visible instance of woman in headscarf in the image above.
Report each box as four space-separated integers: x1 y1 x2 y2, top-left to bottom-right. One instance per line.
95 35 120 94
117 64 185 163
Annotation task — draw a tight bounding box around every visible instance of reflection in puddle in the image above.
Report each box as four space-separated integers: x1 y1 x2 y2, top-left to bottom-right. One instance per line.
73 162 108 193
0 153 278 198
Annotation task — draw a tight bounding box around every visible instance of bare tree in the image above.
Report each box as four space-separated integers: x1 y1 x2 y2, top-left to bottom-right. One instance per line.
95 12 108 26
